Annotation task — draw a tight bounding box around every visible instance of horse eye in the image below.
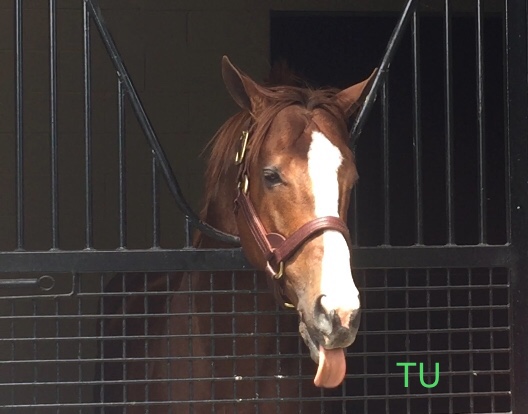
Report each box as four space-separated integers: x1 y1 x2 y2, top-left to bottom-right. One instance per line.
263 169 282 187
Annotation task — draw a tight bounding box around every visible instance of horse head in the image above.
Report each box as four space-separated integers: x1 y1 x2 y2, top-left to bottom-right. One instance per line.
219 56 375 389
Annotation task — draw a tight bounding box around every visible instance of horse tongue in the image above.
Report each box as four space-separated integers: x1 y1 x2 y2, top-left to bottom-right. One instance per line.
313 345 346 388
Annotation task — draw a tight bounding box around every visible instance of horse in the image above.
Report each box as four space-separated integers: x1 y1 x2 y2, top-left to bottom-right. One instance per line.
97 56 375 413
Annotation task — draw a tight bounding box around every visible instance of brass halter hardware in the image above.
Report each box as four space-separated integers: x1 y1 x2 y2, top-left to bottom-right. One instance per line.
234 130 249 165
269 261 284 280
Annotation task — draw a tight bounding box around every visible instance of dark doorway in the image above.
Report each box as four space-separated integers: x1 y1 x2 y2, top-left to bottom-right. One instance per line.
270 12 506 248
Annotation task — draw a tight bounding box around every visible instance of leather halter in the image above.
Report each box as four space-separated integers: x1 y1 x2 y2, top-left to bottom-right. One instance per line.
233 125 352 309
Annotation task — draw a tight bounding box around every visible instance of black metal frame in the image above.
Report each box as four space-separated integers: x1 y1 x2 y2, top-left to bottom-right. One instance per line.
1 0 527 412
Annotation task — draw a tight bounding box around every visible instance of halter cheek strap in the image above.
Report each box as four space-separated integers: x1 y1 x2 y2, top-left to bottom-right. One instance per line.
233 127 351 309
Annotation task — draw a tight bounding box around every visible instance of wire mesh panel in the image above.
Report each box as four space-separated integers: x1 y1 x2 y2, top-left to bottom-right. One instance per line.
0 268 510 413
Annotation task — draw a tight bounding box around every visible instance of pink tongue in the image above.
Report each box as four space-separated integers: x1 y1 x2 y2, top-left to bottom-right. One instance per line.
313 345 346 388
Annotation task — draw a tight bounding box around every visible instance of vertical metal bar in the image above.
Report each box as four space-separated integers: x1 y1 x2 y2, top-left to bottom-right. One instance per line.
447 269 453 412
489 269 496 413
476 0 487 244
252 271 258 414
121 274 127 411
274 274 281 413
185 216 192 248
444 0 455 245
118 80 127 249
143 274 149 414
50 0 59 249
32 299 38 405
187 272 194 407
231 271 237 409
55 299 60 404
351 187 359 245
426 269 432 413
382 79 390 245
210 272 215 414
412 8 424 245
10 302 15 405
83 2 93 249
404 269 410 413
15 0 24 250
98 274 105 407
166 273 172 414
383 270 389 414
152 157 160 248
361 272 368 414
77 277 83 409
468 269 474 411
505 0 528 410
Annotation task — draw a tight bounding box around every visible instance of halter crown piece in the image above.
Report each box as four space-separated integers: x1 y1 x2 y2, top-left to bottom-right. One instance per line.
233 125 352 309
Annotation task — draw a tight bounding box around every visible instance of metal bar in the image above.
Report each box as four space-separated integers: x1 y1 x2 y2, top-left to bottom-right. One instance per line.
444 0 455 244
350 0 417 146
412 8 423 245
50 0 59 249
476 0 487 244
0 278 40 289
152 157 160 248
184 216 192 248
0 245 512 273
505 0 528 410
83 2 93 248
15 0 24 250
84 0 239 246
351 187 359 245
447 269 453 412
468 268 474 411
118 80 127 248
381 79 390 245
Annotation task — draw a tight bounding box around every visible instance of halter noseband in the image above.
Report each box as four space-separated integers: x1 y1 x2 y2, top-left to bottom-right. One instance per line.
233 124 352 309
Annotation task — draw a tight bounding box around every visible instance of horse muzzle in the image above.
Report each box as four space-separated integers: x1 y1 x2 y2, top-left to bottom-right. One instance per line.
298 296 361 388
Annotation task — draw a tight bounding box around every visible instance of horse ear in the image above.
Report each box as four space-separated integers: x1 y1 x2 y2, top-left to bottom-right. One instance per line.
221 56 268 113
335 69 378 117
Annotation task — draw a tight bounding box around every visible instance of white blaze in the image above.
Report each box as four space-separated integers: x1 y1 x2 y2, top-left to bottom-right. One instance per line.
307 131 360 319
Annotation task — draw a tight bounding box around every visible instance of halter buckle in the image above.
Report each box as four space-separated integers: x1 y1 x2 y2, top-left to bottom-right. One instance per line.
234 130 249 165
237 174 249 194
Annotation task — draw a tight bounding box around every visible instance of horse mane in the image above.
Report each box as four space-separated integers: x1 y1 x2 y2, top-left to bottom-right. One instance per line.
199 68 347 229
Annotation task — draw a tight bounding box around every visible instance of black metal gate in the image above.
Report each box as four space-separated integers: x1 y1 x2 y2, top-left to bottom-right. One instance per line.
0 0 527 412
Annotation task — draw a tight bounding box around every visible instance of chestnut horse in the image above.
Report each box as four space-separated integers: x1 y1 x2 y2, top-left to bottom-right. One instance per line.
98 57 375 413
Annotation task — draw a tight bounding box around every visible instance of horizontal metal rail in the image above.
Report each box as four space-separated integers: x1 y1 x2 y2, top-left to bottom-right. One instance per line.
0 245 511 273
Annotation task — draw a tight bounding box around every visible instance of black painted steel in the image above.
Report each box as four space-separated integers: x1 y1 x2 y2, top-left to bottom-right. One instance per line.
1 0 525 412
84 0 240 246
83 0 93 249
117 80 127 249
444 0 455 245
505 0 528 410
476 0 487 244
0 245 511 273
50 0 59 249
350 0 418 146
15 0 24 251
412 8 423 245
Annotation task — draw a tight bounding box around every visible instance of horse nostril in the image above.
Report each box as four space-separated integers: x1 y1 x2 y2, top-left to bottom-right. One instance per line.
314 295 333 335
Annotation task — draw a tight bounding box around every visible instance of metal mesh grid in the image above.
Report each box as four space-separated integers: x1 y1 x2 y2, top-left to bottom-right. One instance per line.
0 267 510 413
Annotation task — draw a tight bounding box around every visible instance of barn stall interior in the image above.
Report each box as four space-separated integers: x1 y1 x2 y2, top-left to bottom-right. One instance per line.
0 0 526 413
